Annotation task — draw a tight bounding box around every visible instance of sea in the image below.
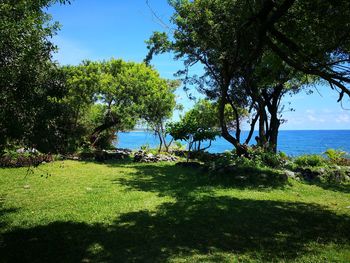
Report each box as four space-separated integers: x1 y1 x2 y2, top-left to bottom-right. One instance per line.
114 130 350 156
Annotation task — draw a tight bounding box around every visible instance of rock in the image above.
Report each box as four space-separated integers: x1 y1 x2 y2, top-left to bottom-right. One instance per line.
318 167 326 174
133 151 178 163
16 148 26 154
16 147 39 154
296 167 319 181
284 170 296 178
330 170 343 183
23 185 30 189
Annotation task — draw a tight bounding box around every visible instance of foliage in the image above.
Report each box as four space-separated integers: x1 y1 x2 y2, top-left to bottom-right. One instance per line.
294 154 327 167
324 148 350 166
0 149 53 168
143 79 180 152
63 59 177 151
0 0 74 153
145 0 350 154
167 100 225 155
172 141 186 151
248 148 289 168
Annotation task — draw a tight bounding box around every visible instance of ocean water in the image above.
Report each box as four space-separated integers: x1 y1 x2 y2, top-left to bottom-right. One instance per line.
114 130 350 156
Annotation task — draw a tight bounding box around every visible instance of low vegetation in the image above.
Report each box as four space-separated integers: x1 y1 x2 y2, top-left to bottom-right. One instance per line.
1 160 350 262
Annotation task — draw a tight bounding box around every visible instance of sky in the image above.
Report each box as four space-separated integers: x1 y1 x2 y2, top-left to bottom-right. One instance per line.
48 0 350 130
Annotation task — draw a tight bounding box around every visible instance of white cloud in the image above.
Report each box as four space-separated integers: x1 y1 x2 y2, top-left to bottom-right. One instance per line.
307 114 325 123
335 114 350 123
306 109 315 114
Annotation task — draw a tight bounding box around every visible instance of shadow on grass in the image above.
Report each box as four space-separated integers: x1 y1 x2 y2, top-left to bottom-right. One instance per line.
1 196 349 262
303 180 350 194
110 162 289 200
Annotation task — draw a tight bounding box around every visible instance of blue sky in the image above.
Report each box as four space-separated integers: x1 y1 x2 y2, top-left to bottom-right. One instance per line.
49 0 350 130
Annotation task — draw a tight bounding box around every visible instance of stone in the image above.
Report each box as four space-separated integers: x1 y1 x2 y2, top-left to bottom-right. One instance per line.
16 148 26 154
133 151 178 163
318 168 326 174
284 170 296 178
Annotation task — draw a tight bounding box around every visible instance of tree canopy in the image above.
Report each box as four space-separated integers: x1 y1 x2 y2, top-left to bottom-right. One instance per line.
146 0 350 154
0 0 72 152
63 59 178 150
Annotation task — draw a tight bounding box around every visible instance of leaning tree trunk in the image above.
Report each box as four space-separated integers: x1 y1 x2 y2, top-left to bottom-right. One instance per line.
157 131 163 153
90 120 119 147
218 90 248 156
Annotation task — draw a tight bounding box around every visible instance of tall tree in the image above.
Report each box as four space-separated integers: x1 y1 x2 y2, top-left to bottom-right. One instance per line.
64 59 177 149
0 0 71 152
145 0 350 154
142 79 180 152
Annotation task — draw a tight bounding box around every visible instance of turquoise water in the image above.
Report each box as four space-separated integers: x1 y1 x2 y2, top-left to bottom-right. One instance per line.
115 130 350 156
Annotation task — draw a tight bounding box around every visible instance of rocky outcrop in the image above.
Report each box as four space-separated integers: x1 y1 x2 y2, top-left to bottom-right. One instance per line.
94 149 132 162
133 151 178 163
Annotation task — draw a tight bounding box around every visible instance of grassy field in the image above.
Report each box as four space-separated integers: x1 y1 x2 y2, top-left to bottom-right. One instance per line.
0 160 349 262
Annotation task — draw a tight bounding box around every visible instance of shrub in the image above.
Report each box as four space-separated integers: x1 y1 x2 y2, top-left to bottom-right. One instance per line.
140 144 150 152
294 154 326 167
247 148 288 168
172 141 186 150
0 152 53 167
324 148 350 166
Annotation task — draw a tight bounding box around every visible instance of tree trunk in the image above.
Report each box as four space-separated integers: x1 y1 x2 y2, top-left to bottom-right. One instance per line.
268 114 280 153
218 93 248 156
157 131 163 153
90 120 119 147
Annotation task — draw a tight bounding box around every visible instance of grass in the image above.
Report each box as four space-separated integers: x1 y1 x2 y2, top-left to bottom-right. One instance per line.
0 160 350 262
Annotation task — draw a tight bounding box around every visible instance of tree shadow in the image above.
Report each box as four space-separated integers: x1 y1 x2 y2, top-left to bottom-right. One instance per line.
111 163 289 200
1 197 349 262
303 180 350 194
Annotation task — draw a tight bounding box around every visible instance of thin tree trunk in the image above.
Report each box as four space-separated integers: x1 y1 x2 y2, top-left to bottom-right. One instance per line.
218 91 248 156
245 113 259 145
90 120 119 147
157 131 163 153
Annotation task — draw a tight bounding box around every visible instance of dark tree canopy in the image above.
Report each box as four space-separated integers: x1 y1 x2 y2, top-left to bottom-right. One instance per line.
0 0 71 152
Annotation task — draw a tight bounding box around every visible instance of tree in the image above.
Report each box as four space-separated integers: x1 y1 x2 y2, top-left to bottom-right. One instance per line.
64 59 178 150
142 79 180 152
0 0 71 152
145 0 350 154
167 100 226 161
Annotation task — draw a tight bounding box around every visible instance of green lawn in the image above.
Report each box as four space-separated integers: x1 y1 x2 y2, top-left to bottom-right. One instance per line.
0 160 349 262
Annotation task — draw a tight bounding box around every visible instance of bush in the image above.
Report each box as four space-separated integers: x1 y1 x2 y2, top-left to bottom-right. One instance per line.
172 141 186 150
247 148 288 168
324 148 350 166
0 150 53 167
294 154 327 167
